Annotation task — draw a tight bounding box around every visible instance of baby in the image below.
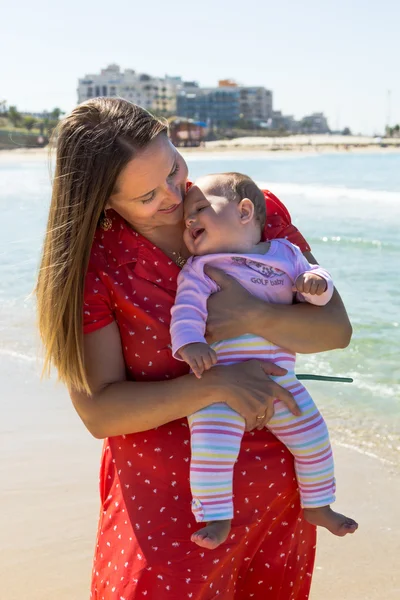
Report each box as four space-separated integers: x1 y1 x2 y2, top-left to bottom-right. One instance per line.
170 172 358 550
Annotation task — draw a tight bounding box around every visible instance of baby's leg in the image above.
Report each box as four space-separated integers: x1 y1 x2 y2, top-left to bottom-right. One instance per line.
267 375 358 536
188 402 245 549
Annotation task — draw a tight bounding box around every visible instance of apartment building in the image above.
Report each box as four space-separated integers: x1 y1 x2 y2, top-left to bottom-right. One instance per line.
77 64 181 113
177 80 273 127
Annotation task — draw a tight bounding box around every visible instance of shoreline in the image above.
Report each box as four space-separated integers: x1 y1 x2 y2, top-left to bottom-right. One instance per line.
2 339 398 468
1 137 400 163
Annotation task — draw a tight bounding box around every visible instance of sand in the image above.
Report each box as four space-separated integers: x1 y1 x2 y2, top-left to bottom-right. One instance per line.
1 356 399 600
200 134 400 152
1 135 400 165
0 360 99 600
311 445 400 600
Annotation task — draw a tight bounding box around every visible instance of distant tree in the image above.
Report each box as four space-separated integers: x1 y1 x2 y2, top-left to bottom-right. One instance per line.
0 100 7 114
394 124 400 136
44 118 59 135
342 127 352 136
236 118 253 130
8 105 22 127
50 107 64 120
23 116 36 131
385 125 394 137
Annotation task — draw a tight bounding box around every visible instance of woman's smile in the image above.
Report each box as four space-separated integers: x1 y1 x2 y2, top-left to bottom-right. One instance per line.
158 203 181 214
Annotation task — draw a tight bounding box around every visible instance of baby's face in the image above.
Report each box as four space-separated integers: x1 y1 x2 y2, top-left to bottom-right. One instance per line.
183 177 243 255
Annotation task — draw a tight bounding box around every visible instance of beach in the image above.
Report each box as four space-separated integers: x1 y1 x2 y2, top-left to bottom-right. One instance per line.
312 448 400 600
1 147 399 599
1 133 400 162
196 134 400 154
1 359 399 600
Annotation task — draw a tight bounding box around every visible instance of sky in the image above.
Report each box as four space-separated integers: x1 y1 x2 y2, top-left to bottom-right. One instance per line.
1 0 399 135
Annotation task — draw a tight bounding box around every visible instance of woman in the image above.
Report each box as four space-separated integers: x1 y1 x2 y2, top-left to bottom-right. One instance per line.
36 98 352 600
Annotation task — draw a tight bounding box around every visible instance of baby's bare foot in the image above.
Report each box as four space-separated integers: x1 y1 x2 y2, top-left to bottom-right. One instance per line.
304 506 358 536
190 519 231 550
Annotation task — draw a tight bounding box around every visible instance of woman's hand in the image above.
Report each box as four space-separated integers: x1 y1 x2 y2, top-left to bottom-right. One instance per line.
205 266 261 343
205 260 352 353
206 359 301 431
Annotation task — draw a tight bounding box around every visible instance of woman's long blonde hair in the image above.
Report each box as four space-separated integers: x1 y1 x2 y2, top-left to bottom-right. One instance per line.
36 98 167 393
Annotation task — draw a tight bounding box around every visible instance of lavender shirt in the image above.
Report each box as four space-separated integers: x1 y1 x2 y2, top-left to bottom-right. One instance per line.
171 238 333 358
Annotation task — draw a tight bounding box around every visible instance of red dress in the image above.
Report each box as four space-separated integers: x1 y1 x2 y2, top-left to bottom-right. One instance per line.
84 190 315 600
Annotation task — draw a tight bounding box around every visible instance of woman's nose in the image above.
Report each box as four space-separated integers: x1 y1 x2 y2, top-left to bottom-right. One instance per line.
166 180 183 201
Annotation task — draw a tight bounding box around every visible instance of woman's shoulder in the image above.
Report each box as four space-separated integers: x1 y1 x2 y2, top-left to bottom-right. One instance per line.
87 232 109 273
261 188 292 242
261 188 311 253
84 213 141 334
263 188 291 222
88 210 140 275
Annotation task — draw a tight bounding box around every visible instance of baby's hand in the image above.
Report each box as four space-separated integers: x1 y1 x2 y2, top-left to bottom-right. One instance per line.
179 342 218 379
295 272 327 296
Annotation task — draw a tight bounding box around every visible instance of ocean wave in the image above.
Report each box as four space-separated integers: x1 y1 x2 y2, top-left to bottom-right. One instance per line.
334 440 398 466
257 181 400 203
0 348 40 364
296 355 399 402
349 376 400 400
308 235 398 250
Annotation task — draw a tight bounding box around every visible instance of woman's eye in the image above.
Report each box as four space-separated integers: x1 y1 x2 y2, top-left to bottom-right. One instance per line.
142 194 155 205
168 163 180 178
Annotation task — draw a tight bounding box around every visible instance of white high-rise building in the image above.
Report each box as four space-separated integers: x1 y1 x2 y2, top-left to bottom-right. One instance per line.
300 112 330 134
238 87 273 122
77 65 182 113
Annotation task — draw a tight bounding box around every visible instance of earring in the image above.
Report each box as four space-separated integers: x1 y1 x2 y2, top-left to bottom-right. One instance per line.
100 209 112 231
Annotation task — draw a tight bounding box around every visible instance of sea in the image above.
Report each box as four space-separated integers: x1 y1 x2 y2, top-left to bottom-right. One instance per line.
1 150 399 466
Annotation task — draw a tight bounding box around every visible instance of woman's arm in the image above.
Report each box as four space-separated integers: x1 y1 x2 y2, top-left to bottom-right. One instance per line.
204 251 352 354
70 322 299 439
70 321 212 438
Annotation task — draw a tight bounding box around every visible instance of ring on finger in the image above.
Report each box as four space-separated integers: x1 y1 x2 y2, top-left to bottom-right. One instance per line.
256 412 267 421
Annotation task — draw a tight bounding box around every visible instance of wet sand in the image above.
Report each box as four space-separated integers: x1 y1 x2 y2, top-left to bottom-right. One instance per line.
0 360 100 600
311 445 400 600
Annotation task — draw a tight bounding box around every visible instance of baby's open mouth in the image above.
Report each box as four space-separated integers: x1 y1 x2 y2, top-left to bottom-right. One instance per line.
191 228 205 240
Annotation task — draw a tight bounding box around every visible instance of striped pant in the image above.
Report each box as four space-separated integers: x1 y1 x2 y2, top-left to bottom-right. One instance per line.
188 334 336 522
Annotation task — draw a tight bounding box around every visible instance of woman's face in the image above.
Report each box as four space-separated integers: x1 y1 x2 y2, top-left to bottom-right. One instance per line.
108 134 188 234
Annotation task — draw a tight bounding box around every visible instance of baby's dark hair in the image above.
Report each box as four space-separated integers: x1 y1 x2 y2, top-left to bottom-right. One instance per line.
217 172 266 230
